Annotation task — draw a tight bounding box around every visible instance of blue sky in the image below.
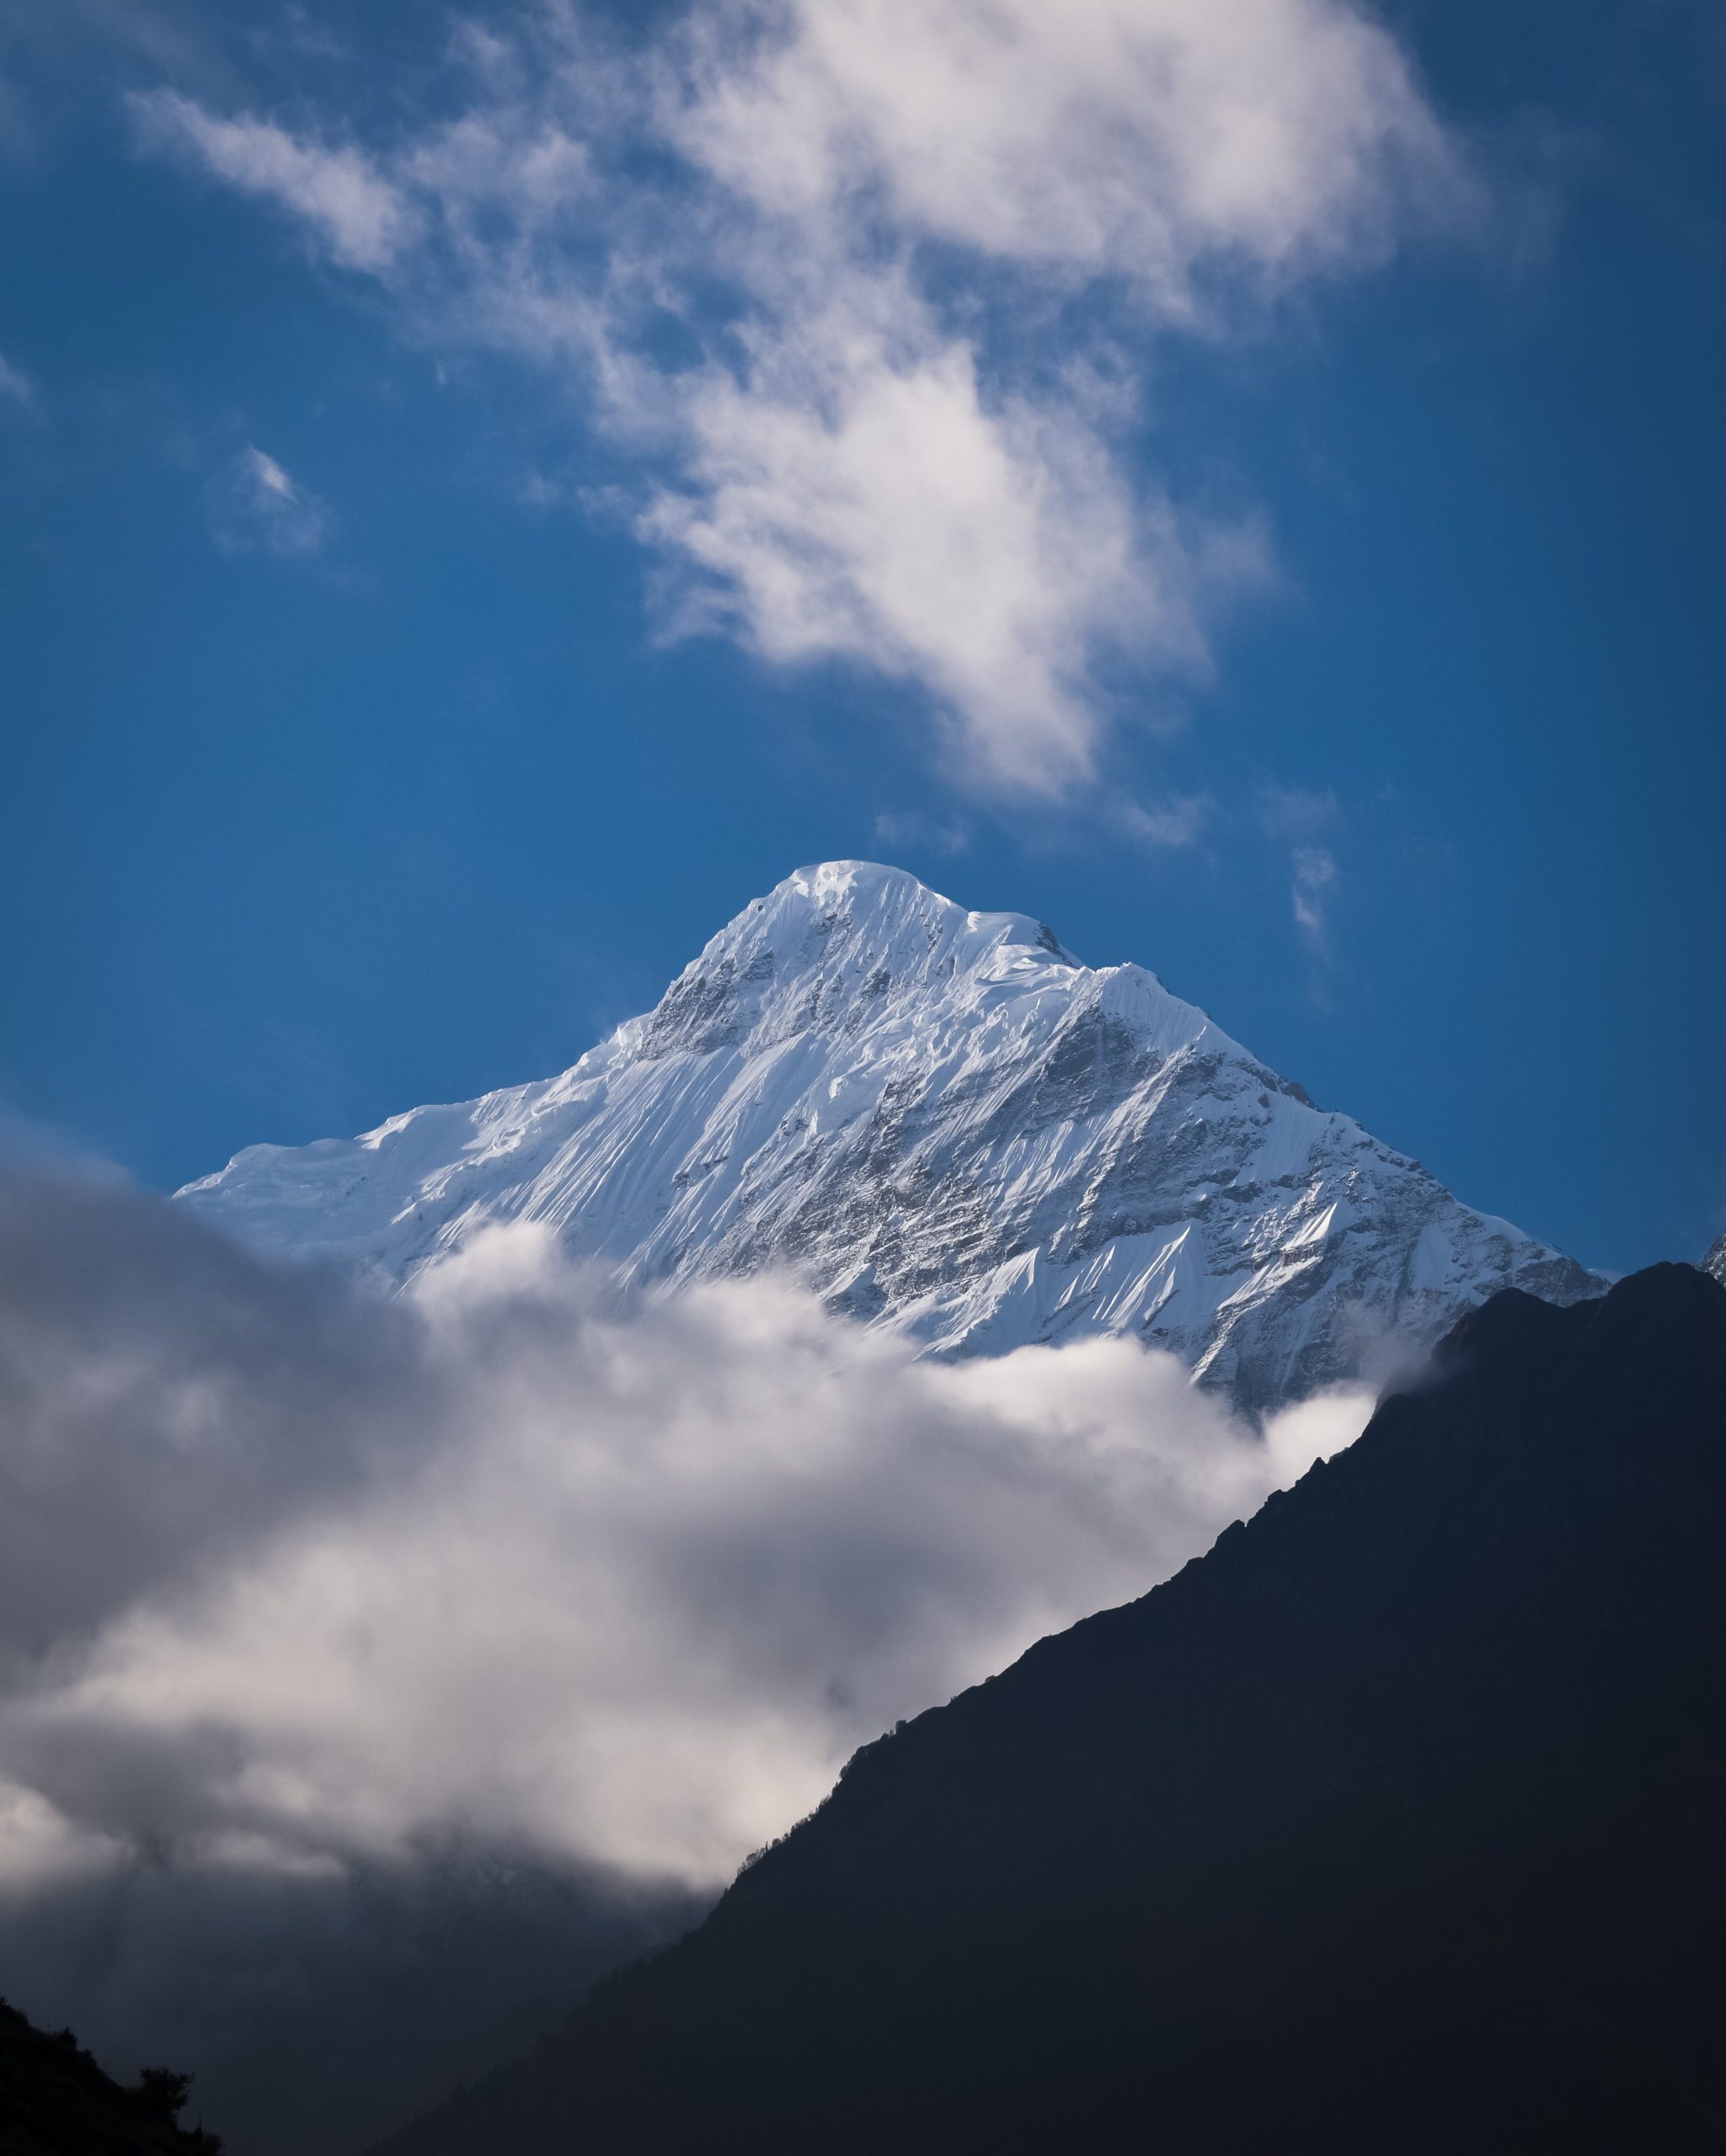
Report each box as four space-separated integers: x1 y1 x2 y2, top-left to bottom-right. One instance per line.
0 0 1722 1277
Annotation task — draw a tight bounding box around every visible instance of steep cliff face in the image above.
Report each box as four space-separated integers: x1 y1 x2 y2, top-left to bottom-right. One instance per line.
371 1265 1726 2155
183 862 1600 1408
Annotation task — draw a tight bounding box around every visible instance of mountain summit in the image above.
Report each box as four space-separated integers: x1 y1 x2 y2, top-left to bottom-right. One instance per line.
182 862 1599 1407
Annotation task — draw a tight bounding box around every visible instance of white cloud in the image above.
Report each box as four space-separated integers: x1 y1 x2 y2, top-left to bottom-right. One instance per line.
637 314 1206 792
1259 782 1340 840
1258 786 1342 956
0 348 34 409
872 807 971 857
206 442 329 555
131 87 414 271
0 1166 1373 2135
1119 792 1210 850
675 0 1451 298
1291 841 1339 951
0 1173 1369 1894
131 2 1464 795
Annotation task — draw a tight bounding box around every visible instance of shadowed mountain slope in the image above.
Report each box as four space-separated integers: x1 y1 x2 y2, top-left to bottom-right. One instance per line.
0 1998 221 2154
376 1262 1726 2155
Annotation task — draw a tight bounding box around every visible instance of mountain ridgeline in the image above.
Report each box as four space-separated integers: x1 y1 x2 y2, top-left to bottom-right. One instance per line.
375 1263 1726 2154
184 862 1600 1410
0 1998 222 2154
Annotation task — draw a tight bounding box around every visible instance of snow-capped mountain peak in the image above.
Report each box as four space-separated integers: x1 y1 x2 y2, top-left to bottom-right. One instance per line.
180 862 1601 1409
623 861 1235 1098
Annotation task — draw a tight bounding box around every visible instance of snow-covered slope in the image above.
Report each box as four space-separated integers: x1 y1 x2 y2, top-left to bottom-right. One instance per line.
180 862 1600 1408
1705 1233 1726 1288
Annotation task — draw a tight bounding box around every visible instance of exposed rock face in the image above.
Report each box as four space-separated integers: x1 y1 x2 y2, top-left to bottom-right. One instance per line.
182 862 1602 1409
1705 1231 1726 1286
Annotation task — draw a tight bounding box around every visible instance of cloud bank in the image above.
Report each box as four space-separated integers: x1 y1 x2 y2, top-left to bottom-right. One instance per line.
131 0 1466 795
0 1166 1370 2144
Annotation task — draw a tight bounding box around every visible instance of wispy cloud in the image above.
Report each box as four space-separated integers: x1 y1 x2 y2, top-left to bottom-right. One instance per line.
1258 783 1340 841
1119 793 1210 851
131 2 1467 798
1259 783 1342 959
1290 842 1340 954
873 808 972 858
132 87 414 271
206 442 329 555
0 348 34 411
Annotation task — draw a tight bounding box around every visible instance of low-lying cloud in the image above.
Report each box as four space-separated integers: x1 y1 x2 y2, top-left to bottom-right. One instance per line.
0 1167 1370 2146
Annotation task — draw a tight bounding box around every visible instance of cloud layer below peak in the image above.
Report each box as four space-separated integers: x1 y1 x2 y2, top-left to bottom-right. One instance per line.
0 1173 1368 1894
0 1165 1370 2141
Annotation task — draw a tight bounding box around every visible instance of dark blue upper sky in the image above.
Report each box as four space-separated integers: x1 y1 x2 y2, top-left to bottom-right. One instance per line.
1 0 1721 1276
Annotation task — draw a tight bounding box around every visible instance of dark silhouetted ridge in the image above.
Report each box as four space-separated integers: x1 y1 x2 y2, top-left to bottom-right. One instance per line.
377 1263 1726 2156
0 1997 222 2153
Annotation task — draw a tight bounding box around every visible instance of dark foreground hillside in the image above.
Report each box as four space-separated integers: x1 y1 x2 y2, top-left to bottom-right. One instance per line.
0 1996 221 2153
378 1264 1726 2156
